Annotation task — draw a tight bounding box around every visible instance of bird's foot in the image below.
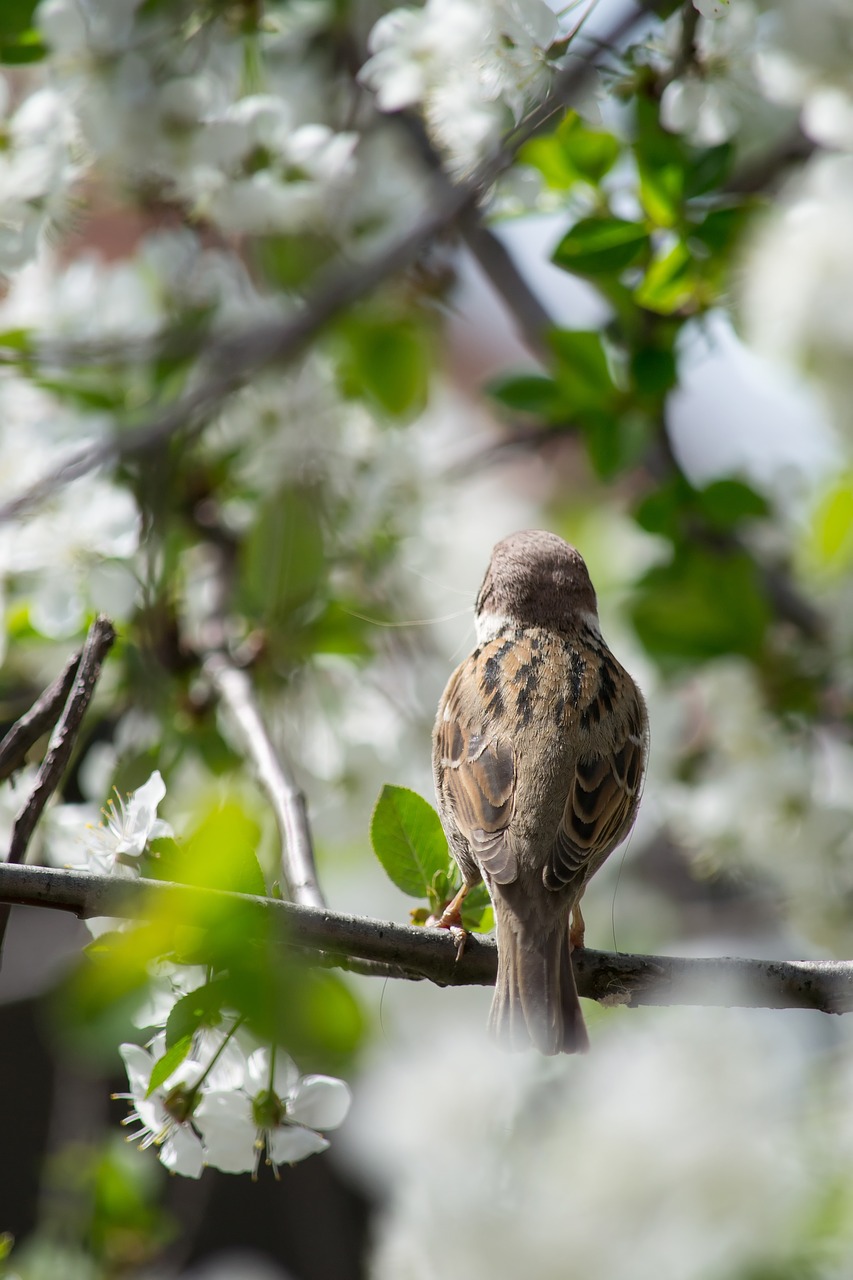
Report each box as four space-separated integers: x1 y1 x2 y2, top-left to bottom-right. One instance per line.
426 885 470 961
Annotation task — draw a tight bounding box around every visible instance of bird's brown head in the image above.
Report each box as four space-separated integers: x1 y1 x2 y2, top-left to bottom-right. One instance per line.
475 530 598 639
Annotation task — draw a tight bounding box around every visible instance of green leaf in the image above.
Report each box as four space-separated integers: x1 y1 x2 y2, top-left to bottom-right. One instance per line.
630 345 678 399
370 785 452 899
0 327 33 352
521 113 620 189
684 143 735 199
164 978 230 1049
805 475 853 574
240 485 325 627
157 799 267 897
549 329 617 412
696 478 769 529
222 964 364 1071
338 315 429 418
634 240 695 314
633 96 686 224
631 546 771 663
553 217 648 277
252 233 334 289
688 205 750 256
0 29 46 62
633 476 693 537
634 475 768 539
580 410 651 481
145 1034 193 1097
489 373 566 417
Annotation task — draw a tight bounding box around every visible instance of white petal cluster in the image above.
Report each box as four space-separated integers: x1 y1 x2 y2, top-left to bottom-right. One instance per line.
77 770 172 878
653 2 770 147
0 78 81 274
755 0 853 151
359 0 558 175
351 1011 852 1280
34 0 358 242
741 152 853 444
652 659 853 946
118 1028 351 1179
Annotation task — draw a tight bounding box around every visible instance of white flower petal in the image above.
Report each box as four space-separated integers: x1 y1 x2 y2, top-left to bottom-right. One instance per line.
160 1125 205 1179
289 1076 352 1131
268 1124 329 1165
196 1091 256 1174
246 1047 298 1098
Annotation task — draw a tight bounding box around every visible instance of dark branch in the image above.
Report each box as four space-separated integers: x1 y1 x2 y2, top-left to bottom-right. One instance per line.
0 648 82 783
0 862 851 1015
7 616 116 865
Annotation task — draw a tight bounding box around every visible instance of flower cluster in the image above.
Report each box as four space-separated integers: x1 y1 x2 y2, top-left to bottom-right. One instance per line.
119 1031 350 1180
58 771 352 1177
350 1010 853 1279
359 0 560 175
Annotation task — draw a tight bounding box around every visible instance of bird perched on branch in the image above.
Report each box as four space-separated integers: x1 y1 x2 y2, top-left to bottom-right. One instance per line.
433 530 648 1054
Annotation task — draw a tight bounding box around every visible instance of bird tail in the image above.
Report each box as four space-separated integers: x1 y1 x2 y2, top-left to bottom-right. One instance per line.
488 897 589 1056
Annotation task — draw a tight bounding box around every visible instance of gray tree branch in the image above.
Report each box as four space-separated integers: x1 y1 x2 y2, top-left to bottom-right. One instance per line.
203 652 325 909
0 861 850 1015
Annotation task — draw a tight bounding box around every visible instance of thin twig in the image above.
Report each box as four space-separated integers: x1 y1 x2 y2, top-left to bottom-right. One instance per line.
7 616 116 865
0 3 657 530
0 862 850 1013
203 652 325 909
0 648 83 783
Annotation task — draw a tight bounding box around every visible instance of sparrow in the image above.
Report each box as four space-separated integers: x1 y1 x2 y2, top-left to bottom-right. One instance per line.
432 530 648 1055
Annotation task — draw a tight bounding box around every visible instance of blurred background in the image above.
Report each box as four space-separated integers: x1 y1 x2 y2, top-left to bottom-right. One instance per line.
2 0 853 1276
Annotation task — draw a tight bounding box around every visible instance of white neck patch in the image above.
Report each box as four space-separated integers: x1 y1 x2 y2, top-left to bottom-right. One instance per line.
475 611 514 645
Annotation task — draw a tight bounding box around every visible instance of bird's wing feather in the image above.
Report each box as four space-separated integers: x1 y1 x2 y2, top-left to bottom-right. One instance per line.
434 661 518 885
545 698 646 889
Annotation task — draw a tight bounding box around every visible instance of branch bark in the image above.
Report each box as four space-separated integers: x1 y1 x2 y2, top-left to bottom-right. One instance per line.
0 648 82 784
7 616 116 865
203 652 325 909
0 861 851 1015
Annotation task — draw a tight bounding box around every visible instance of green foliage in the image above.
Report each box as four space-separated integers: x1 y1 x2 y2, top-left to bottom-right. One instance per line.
805 475 853 575
0 0 45 63
553 217 649 277
337 310 430 419
56 793 363 1073
631 544 771 663
371 785 492 929
145 1034 193 1095
520 112 620 188
239 485 327 637
635 475 770 540
155 800 267 896
371 784 450 905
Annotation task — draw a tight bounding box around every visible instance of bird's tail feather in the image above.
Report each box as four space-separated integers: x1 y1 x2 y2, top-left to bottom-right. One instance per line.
488 898 588 1056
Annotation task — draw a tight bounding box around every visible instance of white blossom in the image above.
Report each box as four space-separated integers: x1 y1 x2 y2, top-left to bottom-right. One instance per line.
195 1045 351 1177
349 1012 823 1280
754 0 853 150
117 1041 208 1179
359 0 558 174
117 1027 351 1179
77 770 172 876
741 151 853 444
0 84 81 273
657 2 766 146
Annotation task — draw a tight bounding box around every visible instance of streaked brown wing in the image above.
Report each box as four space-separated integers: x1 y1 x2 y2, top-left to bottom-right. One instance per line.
435 662 518 885
544 719 646 890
